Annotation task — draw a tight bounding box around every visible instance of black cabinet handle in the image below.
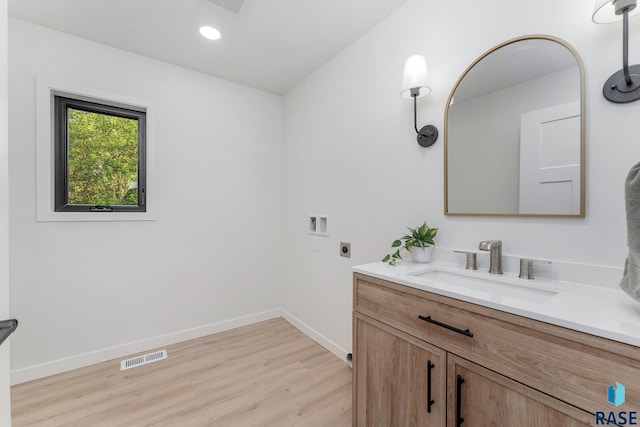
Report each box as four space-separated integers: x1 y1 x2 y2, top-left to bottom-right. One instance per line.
427 360 435 413
418 315 474 338
456 374 465 426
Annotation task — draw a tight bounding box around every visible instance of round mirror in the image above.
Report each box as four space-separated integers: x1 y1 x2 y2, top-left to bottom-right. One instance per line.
444 35 585 217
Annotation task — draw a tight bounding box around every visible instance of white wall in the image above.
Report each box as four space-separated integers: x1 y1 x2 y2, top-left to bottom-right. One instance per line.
282 0 640 355
8 19 283 381
0 1 11 425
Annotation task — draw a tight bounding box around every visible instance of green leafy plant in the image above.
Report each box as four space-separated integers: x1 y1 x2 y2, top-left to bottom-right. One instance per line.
382 221 438 266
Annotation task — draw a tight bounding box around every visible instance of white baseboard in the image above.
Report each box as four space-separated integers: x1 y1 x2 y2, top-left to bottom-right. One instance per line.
10 309 282 385
279 310 350 365
10 308 351 385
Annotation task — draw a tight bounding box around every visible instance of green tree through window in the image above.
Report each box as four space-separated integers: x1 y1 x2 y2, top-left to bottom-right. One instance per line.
54 96 146 213
67 108 139 206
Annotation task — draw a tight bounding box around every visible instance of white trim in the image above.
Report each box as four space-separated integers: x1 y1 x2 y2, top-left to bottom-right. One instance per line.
280 309 350 364
0 1 10 425
10 309 282 385
35 77 157 222
10 308 351 385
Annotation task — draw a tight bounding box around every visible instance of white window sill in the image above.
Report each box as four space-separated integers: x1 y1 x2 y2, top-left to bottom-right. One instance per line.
35 77 157 223
36 211 156 222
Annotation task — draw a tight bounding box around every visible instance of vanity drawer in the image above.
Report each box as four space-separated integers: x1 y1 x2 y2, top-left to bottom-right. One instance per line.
354 274 479 352
354 273 640 414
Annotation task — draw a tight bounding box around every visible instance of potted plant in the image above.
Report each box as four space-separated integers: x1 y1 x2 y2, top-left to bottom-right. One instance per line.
382 221 438 265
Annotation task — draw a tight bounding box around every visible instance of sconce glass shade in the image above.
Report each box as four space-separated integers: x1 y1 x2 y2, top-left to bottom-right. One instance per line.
401 54 431 99
593 0 639 23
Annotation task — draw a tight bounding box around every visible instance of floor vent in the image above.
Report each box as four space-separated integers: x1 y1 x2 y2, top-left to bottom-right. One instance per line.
120 350 168 371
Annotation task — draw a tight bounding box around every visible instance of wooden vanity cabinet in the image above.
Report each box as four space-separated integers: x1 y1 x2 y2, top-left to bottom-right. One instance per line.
353 313 446 427
447 355 592 427
353 273 639 426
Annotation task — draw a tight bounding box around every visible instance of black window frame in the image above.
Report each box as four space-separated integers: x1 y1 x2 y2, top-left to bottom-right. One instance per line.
54 95 147 213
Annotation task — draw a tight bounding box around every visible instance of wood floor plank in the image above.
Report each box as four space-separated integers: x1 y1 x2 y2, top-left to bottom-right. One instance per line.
11 318 352 426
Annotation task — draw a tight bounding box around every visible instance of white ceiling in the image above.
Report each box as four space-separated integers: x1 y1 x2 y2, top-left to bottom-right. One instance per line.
8 0 408 95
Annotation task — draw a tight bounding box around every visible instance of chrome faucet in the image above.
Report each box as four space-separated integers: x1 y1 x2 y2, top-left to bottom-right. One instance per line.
478 240 503 274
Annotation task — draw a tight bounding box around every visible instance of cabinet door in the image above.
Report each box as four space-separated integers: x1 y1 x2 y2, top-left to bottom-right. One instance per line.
447 355 593 427
353 313 446 427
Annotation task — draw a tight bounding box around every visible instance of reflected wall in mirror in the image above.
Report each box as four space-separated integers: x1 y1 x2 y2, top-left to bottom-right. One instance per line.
445 35 585 217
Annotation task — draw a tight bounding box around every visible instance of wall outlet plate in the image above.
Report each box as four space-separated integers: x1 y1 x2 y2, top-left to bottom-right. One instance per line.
340 242 351 258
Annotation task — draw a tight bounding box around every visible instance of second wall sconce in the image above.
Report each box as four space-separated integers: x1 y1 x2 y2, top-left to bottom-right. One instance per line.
593 0 640 103
401 55 438 147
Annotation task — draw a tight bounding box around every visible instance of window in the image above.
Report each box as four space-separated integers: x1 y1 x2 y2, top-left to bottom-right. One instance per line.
53 96 146 212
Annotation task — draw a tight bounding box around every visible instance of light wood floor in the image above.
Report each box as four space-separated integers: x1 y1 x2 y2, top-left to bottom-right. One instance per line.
11 318 352 426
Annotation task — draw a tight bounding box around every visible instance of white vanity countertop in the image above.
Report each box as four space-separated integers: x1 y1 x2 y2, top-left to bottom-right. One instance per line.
353 261 640 348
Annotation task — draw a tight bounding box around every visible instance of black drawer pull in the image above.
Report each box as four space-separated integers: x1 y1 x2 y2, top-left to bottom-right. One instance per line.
456 374 465 426
427 360 435 413
418 315 474 338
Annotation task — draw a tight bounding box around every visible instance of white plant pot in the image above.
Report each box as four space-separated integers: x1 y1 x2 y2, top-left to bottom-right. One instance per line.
410 246 433 263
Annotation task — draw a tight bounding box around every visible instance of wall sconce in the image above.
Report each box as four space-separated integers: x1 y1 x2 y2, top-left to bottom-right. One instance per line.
593 0 640 103
401 55 438 147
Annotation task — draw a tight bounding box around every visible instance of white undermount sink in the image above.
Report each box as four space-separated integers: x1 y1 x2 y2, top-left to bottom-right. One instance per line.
409 269 559 304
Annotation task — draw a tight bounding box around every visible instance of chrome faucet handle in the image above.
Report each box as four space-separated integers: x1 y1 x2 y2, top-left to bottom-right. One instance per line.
518 258 552 280
454 250 478 270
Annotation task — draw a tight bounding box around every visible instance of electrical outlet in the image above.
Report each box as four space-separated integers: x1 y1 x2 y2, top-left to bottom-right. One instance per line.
340 242 351 258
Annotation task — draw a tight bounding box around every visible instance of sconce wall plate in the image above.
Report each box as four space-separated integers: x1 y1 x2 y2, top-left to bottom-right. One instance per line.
594 0 640 103
604 64 640 102
417 125 438 147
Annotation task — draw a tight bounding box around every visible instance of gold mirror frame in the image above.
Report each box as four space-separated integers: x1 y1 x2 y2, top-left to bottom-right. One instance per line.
444 35 585 218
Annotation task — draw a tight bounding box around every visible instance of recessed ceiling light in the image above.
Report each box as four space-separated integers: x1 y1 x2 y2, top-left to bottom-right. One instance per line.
199 26 221 41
